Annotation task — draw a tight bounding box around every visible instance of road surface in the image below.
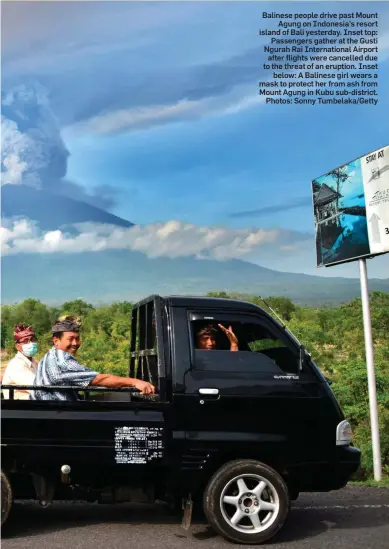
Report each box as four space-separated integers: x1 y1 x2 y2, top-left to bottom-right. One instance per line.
2 486 389 549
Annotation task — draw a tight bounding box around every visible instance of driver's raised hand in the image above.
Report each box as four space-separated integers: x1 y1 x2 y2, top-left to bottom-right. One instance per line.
218 324 239 351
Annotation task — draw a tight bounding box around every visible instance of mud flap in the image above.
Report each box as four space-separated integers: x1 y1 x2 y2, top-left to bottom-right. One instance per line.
181 494 193 530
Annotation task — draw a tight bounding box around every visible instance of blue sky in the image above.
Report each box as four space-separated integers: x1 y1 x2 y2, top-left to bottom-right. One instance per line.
2 1 389 278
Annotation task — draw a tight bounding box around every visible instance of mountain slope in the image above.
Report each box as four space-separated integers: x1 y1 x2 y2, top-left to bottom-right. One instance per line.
2 250 389 305
1 185 133 230
2 185 388 306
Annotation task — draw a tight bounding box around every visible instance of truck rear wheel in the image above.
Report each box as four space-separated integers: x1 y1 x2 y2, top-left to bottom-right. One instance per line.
203 460 290 545
1 471 13 527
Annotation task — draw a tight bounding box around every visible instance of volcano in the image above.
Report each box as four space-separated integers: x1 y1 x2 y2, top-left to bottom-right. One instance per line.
1 184 134 231
1 185 388 306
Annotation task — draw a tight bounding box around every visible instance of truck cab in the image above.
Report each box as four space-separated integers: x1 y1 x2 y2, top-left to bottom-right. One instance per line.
1 295 360 544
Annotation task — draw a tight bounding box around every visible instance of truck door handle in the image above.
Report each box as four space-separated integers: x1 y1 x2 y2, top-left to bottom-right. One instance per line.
199 388 219 395
198 388 220 403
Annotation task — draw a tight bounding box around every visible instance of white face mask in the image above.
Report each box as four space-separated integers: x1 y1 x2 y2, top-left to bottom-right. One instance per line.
21 342 38 357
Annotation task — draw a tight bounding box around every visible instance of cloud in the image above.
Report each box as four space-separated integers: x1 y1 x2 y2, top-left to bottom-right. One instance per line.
73 98 209 136
56 180 121 212
1 84 121 210
69 83 265 136
1 151 28 186
379 31 389 62
3 4 269 132
1 103 57 188
1 218 310 261
1 84 69 189
230 197 313 219
1 1 202 69
2 2 389 134
67 29 389 137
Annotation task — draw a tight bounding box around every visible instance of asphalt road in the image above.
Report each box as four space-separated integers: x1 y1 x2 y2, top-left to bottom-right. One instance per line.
2 486 389 549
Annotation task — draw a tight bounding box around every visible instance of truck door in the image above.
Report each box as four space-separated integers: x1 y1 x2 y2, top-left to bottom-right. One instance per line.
181 310 327 463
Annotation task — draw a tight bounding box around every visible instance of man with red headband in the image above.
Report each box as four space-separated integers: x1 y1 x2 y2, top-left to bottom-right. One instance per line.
2 324 39 400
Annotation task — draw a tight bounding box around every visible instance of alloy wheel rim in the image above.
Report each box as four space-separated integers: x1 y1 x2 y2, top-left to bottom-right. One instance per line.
219 473 280 534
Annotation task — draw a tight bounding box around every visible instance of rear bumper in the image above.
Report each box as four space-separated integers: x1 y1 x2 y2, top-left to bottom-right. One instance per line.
287 445 361 492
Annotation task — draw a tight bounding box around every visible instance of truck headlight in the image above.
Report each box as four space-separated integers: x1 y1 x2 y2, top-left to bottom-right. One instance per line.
336 420 353 446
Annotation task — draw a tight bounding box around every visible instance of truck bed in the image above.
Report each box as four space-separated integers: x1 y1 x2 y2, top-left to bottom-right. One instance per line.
2 395 169 484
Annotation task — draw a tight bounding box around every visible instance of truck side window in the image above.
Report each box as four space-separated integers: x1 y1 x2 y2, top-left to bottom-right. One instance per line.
191 319 299 374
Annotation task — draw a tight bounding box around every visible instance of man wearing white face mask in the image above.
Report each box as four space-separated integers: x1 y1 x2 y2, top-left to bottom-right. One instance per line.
2 324 39 400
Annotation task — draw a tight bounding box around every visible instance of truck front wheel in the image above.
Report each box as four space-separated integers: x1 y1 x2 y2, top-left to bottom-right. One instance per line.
203 460 290 545
1 470 13 528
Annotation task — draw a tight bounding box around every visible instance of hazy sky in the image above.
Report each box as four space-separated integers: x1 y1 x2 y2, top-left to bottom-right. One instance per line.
2 1 389 278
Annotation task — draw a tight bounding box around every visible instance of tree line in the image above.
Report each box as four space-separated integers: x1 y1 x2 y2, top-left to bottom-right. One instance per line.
1 292 388 481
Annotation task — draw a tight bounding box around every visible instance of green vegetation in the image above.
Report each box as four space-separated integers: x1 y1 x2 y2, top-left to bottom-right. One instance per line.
2 292 388 483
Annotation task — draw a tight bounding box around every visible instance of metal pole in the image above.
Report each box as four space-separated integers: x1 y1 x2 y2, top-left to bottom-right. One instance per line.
359 258 382 481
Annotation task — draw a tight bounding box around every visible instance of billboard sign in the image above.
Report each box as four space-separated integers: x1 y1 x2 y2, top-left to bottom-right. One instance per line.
312 145 389 267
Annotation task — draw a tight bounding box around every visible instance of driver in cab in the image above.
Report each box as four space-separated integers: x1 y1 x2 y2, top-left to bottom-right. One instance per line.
196 324 239 351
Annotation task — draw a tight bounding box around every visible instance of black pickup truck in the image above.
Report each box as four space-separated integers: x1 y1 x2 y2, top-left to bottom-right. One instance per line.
1 295 360 544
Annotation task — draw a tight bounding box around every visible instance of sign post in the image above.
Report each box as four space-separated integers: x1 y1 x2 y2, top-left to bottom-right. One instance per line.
312 144 389 482
359 258 382 481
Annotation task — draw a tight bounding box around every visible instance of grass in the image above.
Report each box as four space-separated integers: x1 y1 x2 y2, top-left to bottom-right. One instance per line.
350 477 389 488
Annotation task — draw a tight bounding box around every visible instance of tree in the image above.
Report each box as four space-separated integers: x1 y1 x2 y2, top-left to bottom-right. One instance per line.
263 296 297 322
1 292 388 481
206 291 231 298
1 299 52 355
11 299 52 337
60 299 95 318
1 305 15 348
328 167 350 208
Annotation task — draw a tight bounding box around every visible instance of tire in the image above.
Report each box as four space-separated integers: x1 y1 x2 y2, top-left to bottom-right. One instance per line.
1 470 13 528
203 460 290 545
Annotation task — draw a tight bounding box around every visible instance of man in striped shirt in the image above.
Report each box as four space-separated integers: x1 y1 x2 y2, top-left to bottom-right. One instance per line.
32 316 154 401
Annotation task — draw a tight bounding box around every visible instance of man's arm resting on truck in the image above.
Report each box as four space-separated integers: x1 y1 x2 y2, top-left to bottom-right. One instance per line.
89 374 155 395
